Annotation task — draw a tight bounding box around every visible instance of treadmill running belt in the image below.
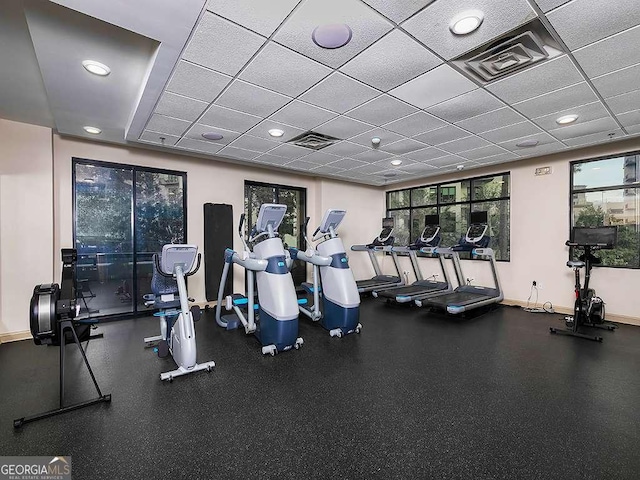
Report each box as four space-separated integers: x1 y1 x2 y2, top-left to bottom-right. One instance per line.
378 284 445 299
357 278 399 288
425 291 494 307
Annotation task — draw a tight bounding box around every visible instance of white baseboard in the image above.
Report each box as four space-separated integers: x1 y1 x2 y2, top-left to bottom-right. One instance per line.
0 330 32 344
502 299 640 327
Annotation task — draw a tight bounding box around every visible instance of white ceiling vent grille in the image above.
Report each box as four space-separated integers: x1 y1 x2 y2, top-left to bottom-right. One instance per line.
453 19 564 84
287 131 340 150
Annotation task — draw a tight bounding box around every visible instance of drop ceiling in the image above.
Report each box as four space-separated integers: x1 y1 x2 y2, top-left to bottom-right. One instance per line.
4 0 640 186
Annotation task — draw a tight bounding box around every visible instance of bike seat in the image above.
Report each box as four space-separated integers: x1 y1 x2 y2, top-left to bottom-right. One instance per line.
566 260 585 268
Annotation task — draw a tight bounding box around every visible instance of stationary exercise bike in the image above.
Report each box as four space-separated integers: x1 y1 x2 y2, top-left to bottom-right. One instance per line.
144 244 215 381
550 226 617 342
15 248 111 428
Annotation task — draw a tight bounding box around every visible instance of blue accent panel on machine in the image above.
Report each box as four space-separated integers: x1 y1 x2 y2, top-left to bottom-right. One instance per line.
288 248 299 260
255 309 299 351
224 248 236 263
265 256 289 274
320 298 359 332
330 253 349 269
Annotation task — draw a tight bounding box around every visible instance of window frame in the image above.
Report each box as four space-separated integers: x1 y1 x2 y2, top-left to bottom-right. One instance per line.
386 171 511 262
569 152 640 270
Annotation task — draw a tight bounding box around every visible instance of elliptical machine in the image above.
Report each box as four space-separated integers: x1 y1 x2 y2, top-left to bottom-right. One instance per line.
15 249 111 428
216 203 304 356
550 226 617 342
289 209 362 337
144 244 215 381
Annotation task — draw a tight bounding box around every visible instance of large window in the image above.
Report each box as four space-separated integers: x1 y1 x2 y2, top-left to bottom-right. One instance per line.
571 154 640 268
73 159 186 319
386 173 510 261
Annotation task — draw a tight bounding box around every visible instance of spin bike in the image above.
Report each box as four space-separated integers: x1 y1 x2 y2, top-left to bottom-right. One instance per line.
550 226 617 342
144 244 215 381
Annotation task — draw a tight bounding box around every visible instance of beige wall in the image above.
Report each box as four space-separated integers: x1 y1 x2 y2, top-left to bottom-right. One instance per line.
384 138 640 324
0 119 54 336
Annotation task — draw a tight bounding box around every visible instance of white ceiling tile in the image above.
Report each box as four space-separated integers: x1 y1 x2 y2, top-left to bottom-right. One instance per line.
563 129 625 147
499 132 559 151
349 127 403 147
327 158 370 170
486 56 584 104
269 100 336 130
592 64 640 98
471 152 519 165
389 65 476 109
605 90 640 115
154 92 208 122
299 72 379 114
146 114 192 136
427 155 467 168
455 108 526 134
184 123 240 145
348 163 388 174
353 149 393 163
285 159 318 171
239 42 331 97
362 0 434 23
402 0 536 60
514 142 567 157
139 130 180 146
175 137 225 155
183 12 265 76
549 116 619 140
228 134 280 153
438 136 492 154
322 141 370 157
413 125 469 145
300 151 341 166
273 0 393 69
167 61 232 103
403 147 448 162
548 0 640 50
535 0 571 12
315 116 373 139
457 145 511 161
267 143 312 159
346 94 418 125
480 122 543 143
206 0 298 37
617 110 640 127
246 119 306 142
624 124 640 134
380 138 429 155
340 29 441 91
397 162 438 174
310 164 347 175
513 83 599 119
426 89 504 123
255 153 296 165
532 102 610 130
573 25 640 77
216 80 291 117
218 145 263 161
383 111 448 137
200 104 262 133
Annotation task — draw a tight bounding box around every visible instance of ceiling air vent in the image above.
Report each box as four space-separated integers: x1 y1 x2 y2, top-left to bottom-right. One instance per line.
287 131 340 150
452 19 564 84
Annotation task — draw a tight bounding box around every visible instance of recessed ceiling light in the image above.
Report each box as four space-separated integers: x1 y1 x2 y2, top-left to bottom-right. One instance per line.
456 165 465 171
312 24 353 49
449 10 484 35
556 114 579 125
516 139 539 148
82 60 111 76
268 129 284 138
83 126 102 134
201 132 224 141
390 159 403 166
371 137 381 146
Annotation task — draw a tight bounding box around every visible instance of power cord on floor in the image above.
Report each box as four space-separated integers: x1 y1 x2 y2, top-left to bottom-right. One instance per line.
522 283 555 314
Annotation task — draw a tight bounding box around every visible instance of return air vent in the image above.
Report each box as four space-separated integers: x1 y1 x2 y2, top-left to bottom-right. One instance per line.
452 19 564 84
287 131 340 150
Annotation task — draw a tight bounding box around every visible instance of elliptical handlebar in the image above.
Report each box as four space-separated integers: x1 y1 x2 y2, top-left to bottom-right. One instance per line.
154 251 202 277
185 253 201 277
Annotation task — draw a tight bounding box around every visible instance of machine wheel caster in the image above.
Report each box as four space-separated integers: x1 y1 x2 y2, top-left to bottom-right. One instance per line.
355 323 362 334
262 345 277 356
168 376 173 383
596 336 603 342
330 329 342 338
550 328 557 334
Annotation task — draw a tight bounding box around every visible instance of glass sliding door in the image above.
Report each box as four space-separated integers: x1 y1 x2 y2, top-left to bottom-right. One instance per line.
73 159 186 320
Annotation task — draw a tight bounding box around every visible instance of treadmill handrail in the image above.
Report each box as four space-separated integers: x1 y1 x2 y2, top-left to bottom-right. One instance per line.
351 244 369 251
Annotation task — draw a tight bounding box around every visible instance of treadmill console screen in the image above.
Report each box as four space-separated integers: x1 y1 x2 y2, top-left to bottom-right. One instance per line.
470 211 488 225
421 225 440 243
379 217 394 242
467 224 486 240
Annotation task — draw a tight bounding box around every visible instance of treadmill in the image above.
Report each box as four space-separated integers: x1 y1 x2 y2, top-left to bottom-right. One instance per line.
372 214 455 303
351 217 404 294
415 211 503 314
